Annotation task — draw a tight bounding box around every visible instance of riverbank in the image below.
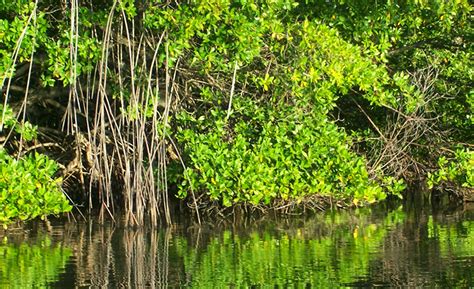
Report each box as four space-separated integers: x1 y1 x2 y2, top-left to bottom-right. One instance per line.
1 1 471 226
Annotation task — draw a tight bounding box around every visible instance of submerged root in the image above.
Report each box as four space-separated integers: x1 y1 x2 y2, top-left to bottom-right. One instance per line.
183 194 351 224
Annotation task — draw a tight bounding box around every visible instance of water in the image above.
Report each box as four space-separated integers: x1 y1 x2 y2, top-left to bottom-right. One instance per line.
1 202 473 288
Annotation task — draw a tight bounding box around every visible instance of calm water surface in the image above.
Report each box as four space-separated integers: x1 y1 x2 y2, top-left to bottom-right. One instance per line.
1 202 473 288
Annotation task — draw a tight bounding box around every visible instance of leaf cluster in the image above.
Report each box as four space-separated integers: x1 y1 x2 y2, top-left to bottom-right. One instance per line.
0 148 72 224
162 3 404 206
427 148 473 190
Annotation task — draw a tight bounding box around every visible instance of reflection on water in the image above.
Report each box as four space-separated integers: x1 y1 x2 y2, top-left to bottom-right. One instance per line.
0 233 71 288
0 203 473 288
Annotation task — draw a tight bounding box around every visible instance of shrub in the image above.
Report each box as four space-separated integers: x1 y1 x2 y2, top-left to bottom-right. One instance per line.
427 148 474 190
164 7 402 207
0 148 72 223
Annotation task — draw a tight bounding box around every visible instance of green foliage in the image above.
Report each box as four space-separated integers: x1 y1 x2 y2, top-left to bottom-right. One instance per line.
0 1 101 87
295 1 472 59
302 0 472 139
0 104 37 141
290 0 472 195
164 2 405 206
0 0 471 214
41 7 101 87
144 0 276 69
0 2 48 84
173 99 386 206
0 236 72 288
0 148 72 223
0 103 16 130
427 148 473 189
0 103 70 223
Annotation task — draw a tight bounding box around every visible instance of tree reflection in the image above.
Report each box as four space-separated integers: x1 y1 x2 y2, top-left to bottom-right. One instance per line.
0 234 72 288
1 203 472 288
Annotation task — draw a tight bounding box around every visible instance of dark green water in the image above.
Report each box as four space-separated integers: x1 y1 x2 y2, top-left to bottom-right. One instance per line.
1 202 473 288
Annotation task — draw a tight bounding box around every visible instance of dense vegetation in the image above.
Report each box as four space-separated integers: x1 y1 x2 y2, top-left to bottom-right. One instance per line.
0 0 472 225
